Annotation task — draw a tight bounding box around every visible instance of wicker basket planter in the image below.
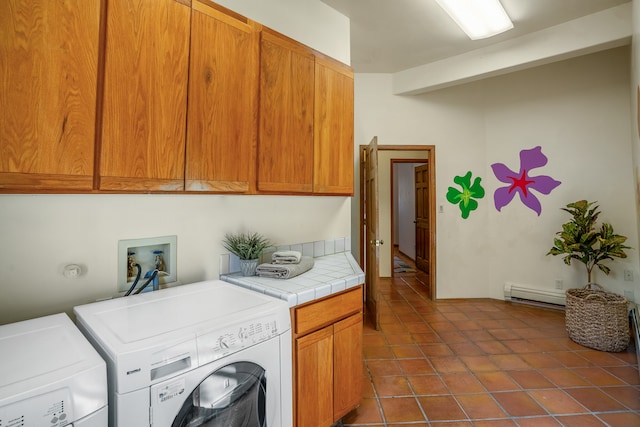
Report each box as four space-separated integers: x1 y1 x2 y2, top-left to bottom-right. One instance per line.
565 286 630 352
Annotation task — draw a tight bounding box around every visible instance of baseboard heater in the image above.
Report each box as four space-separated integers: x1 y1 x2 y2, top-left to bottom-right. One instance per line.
504 282 566 309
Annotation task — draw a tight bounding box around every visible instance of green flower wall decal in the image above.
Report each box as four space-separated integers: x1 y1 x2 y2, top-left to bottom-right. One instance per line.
446 171 485 219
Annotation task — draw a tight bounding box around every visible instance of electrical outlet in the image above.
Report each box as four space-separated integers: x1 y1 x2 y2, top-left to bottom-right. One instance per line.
624 290 634 301
624 270 633 281
555 279 563 290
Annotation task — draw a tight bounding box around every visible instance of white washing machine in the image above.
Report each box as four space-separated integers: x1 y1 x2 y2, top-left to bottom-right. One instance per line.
0 313 108 427
73 280 292 427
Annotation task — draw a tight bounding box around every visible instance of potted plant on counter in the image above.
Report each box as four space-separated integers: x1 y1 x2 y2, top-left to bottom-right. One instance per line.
547 200 632 352
223 232 271 276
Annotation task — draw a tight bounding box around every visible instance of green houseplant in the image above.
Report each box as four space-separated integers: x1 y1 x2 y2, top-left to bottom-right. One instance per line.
547 200 630 285
547 200 632 352
223 232 271 276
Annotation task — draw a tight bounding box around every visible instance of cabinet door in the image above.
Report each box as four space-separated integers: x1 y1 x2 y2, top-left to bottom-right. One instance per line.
186 2 259 193
0 0 99 191
295 325 333 427
333 312 363 420
99 0 190 191
314 57 354 195
258 30 314 193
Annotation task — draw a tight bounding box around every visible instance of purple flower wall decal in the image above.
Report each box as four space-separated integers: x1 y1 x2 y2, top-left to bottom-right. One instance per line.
491 146 561 216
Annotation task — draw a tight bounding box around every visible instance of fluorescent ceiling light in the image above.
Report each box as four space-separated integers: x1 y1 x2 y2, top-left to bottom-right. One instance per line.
435 0 513 40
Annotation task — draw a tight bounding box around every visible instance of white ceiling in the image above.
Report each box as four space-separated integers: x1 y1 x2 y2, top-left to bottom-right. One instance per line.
321 0 630 74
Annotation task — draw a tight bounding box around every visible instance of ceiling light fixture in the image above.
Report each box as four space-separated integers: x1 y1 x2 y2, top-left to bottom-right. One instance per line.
434 0 513 40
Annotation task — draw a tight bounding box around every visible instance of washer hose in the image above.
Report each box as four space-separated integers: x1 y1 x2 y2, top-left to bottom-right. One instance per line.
124 264 142 296
132 269 159 295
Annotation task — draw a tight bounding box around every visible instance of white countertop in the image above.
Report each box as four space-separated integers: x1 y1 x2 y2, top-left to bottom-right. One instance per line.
220 252 365 307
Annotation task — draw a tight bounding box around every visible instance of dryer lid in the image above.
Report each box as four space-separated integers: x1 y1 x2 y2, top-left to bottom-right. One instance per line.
0 313 107 412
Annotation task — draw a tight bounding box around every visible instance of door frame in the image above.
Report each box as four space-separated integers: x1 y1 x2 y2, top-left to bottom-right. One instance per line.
359 144 436 300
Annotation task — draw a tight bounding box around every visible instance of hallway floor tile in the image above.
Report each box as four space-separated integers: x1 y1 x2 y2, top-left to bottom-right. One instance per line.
340 257 639 426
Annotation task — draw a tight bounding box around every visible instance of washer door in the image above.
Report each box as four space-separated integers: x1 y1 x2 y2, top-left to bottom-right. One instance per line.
150 336 286 427
171 362 266 427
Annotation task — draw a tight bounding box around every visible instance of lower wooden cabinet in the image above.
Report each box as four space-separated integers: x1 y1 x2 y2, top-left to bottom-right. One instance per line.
292 286 363 426
333 313 364 419
296 325 335 427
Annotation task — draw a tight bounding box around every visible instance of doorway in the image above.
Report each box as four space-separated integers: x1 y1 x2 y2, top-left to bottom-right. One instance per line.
359 143 436 329
392 160 428 276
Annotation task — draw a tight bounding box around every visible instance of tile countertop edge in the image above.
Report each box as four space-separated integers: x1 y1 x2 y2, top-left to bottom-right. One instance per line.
220 252 364 308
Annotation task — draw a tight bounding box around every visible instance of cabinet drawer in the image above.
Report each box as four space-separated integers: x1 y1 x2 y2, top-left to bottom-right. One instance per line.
294 286 362 336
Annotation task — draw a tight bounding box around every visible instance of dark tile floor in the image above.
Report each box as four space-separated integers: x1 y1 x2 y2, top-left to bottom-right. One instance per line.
341 253 640 426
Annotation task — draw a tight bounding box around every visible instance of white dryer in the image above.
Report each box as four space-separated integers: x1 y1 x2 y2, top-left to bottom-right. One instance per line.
0 313 108 427
73 280 292 427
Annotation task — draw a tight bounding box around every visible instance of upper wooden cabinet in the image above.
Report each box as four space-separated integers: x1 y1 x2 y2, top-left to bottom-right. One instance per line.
258 29 315 194
1 0 353 195
98 0 191 191
0 0 100 191
186 1 259 193
257 29 354 196
314 57 354 195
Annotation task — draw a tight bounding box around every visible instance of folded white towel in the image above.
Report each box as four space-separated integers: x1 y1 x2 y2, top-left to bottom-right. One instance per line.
257 256 314 279
272 250 302 264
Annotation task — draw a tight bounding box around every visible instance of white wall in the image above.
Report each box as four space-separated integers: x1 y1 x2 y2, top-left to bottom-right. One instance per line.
392 4 632 95
213 0 350 66
354 46 640 301
0 195 351 324
0 1 351 325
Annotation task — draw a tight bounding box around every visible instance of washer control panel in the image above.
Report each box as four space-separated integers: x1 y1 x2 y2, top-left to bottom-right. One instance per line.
197 315 281 365
0 388 72 427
